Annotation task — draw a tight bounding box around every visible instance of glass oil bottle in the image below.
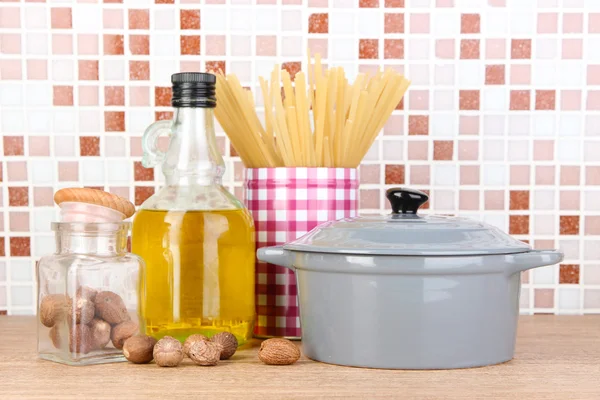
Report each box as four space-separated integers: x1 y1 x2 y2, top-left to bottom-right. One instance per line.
132 73 255 344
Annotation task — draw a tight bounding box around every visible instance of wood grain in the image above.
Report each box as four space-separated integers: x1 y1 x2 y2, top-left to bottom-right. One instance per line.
1 316 599 400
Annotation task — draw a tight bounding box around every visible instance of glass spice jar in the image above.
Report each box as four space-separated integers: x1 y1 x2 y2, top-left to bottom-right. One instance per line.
37 221 144 366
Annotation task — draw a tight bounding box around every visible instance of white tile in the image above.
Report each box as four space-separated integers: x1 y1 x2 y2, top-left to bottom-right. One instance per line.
584 191 600 211
532 63 557 86
535 39 558 60
430 114 456 137
154 9 175 30
588 38 600 62
25 7 47 29
103 60 125 81
558 288 581 311
484 11 509 35
54 136 75 157
105 136 126 157
27 110 51 133
0 84 23 106
407 39 429 61
78 110 100 133
507 140 529 161
0 262 5 281
559 115 582 137
584 241 600 261
152 35 178 57
558 61 584 86
433 165 457 186
559 240 579 260
408 0 431 6
507 115 530 136
482 88 508 112
432 189 455 210
557 139 581 162
106 160 130 184
128 110 153 134
329 12 355 35
433 12 459 36
482 214 507 231
458 62 483 85
0 110 25 133
509 12 534 35
10 261 33 283
26 33 48 55
256 9 278 32
282 10 302 32
330 38 357 61
81 159 105 183
533 190 555 211
73 6 102 32
519 287 530 309
357 10 380 37
532 264 556 284
585 116 600 136
230 8 254 31
482 164 506 186
482 140 505 161
281 36 302 57
484 115 506 136
532 115 555 136
230 61 252 81
52 60 74 82
151 60 175 84
11 286 33 307
433 90 455 111
31 160 54 185
25 84 51 107
52 110 76 133
33 210 56 233
202 8 227 32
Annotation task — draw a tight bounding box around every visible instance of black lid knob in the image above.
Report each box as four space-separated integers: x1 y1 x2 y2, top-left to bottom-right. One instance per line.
171 72 216 108
386 187 428 215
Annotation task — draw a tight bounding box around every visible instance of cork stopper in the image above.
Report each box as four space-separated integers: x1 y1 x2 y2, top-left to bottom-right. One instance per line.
54 188 136 220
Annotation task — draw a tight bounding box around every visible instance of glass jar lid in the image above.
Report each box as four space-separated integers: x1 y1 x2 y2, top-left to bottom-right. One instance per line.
283 187 531 256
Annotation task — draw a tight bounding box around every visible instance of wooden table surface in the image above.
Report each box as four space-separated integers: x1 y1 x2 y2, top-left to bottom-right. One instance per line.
1 316 599 399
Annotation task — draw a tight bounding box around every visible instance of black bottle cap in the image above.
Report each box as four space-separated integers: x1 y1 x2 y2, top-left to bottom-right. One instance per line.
171 72 217 108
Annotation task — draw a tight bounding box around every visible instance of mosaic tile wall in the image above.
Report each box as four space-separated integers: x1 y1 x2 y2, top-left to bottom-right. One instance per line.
1 0 600 316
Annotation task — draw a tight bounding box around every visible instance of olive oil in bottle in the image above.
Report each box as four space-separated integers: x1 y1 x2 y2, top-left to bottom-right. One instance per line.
132 73 255 344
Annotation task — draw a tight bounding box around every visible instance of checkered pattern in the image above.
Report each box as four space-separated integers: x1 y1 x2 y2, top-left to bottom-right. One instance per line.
245 167 358 338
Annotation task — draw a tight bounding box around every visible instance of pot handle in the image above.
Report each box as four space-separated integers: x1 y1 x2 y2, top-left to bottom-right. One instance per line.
257 246 295 270
505 250 564 276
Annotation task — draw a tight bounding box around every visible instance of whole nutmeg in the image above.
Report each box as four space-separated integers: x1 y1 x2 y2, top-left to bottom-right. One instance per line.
183 334 209 357
211 332 238 360
111 320 139 350
123 335 157 364
188 340 221 366
153 336 184 367
76 286 98 302
89 318 111 350
68 295 95 326
40 294 68 327
49 325 64 349
94 291 130 325
69 324 93 354
258 338 301 365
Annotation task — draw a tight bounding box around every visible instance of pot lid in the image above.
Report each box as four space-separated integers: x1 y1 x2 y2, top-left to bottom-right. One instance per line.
283 187 531 256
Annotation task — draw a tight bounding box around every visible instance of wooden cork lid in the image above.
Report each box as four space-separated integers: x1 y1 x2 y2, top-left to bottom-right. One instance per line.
54 188 136 219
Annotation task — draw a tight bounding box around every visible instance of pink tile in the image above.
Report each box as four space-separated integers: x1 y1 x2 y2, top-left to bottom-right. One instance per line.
0 7 20 28
436 0 453 5
130 86 150 106
510 65 531 85
384 115 404 136
410 13 429 34
560 191 580 210
360 189 381 209
309 0 328 6
586 167 600 185
459 116 479 135
308 39 327 58
560 166 580 185
588 65 600 85
78 35 98 55
7 162 27 181
459 190 479 210
584 290 600 309
409 90 429 110
58 161 79 181
410 165 430 185
562 39 583 59
78 86 98 106
589 14 600 33
130 137 142 157
536 165 555 185
29 136 50 156
34 187 54 207
484 190 504 210
534 140 554 161
51 8 72 29
534 289 554 308
407 141 428 160
109 187 130 200
435 39 454 59
587 91 600 110
458 140 478 161
460 166 480 185
52 34 73 55
0 60 21 80
206 35 226 56
359 165 380 184
256 36 276 56
561 90 582 111
563 13 583 33
0 34 21 54
488 0 505 5
485 39 505 59
103 9 123 29
510 165 530 185
27 60 47 80
537 13 558 33
9 212 29 232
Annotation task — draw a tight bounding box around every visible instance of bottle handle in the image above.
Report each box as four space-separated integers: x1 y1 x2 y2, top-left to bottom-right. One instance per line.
141 120 172 168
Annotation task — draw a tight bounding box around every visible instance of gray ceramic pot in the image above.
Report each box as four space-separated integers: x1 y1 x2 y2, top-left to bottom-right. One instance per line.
257 188 564 370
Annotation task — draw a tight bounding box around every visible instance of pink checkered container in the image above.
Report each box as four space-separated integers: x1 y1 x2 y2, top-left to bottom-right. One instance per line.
244 168 359 339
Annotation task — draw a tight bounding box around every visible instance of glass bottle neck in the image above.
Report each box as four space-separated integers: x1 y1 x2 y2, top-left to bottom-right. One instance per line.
55 231 128 256
163 107 224 186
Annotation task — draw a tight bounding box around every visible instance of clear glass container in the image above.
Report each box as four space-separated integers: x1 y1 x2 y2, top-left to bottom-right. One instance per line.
37 222 144 366
132 73 255 345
